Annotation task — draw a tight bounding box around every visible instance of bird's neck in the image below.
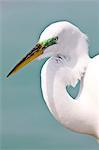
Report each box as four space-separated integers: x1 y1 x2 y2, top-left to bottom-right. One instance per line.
41 54 90 129
41 56 87 117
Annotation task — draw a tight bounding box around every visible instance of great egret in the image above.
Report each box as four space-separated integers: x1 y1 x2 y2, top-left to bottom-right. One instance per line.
7 21 99 141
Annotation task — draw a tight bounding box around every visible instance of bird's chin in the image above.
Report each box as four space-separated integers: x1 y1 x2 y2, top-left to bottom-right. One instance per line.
37 52 54 60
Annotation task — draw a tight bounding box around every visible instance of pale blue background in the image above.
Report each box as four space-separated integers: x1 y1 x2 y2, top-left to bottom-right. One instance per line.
1 0 99 149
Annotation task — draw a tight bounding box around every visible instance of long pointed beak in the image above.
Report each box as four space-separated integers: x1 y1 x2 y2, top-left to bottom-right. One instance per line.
7 43 45 78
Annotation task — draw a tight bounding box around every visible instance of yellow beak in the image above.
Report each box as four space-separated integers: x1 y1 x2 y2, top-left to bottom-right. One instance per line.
7 43 45 77
7 36 58 77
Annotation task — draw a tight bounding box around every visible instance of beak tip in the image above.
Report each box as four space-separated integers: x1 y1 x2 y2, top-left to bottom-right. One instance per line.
6 71 12 78
6 74 10 78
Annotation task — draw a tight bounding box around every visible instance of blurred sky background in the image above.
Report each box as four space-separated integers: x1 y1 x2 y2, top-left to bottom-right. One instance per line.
0 0 99 149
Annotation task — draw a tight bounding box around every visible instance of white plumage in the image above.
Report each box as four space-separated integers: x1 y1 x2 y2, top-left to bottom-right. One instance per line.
39 21 99 140
7 21 99 141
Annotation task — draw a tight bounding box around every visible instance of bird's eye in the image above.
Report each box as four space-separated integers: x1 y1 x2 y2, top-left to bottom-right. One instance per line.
55 36 58 41
53 36 58 43
50 36 58 45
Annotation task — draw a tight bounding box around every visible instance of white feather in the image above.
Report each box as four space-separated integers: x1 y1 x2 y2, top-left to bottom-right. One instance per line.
39 21 99 139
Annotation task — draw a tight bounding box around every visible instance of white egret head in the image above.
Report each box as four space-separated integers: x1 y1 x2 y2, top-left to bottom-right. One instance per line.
7 21 89 77
38 21 88 59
